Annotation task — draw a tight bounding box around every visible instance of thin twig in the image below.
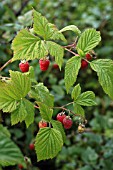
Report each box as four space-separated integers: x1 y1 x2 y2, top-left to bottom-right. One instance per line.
65 48 79 56
0 59 12 72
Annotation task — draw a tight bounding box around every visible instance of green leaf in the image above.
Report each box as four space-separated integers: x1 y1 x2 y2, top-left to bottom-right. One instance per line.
0 133 25 167
47 41 64 69
35 127 63 161
73 103 85 117
0 71 31 112
77 29 101 54
90 59 113 100
60 25 81 35
34 83 54 107
75 91 97 106
11 99 34 127
29 66 37 83
33 10 53 40
12 29 48 61
0 124 10 138
38 103 53 122
51 120 66 142
64 56 81 92
71 84 81 100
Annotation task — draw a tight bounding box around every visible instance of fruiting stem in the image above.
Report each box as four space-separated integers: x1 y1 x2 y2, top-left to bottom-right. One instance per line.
65 48 79 56
0 59 12 71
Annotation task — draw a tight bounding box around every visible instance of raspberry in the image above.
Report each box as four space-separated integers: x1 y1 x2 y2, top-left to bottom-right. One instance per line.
57 112 66 124
63 116 73 129
78 124 85 133
39 59 50 71
18 164 23 169
86 53 92 60
39 120 47 128
81 60 88 69
53 63 59 69
19 61 29 72
29 143 34 150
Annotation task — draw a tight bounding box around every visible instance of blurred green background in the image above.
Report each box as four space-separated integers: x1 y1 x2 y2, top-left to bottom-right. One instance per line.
0 0 113 170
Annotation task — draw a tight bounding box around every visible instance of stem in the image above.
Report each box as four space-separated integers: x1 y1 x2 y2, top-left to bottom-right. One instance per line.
0 59 12 72
65 48 79 56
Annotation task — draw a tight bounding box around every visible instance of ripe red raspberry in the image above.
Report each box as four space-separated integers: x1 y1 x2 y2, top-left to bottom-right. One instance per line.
39 59 50 71
39 120 47 128
18 164 23 169
57 112 66 124
63 116 73 129
81 60 88 69
86 53 92 60
19 61 29 72
29 143 34 150
53 63 59 69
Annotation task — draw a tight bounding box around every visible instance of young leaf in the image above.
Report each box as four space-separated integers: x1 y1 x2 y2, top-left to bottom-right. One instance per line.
51 120 66 142
0 133 25 167
76 29 101 54
60 25 81 36
0 71 31 112
90 59 113 100
71 84 81 100
73 103 85 117
64 56 81 92
34 83 54 107
12 29 48 61
35 127 63 161
37 103 53 122
75 91 97 106
33 10 53 40
11 99 34 127
47 41 64 69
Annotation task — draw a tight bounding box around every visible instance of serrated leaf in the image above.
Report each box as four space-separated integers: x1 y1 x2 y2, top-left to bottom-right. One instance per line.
0 133 25 167
90 59 113 100
35 127 63 161
60 25 81 35
77 29 101 54
51 120 66 142
71 84 81 100
0 71 31 112
33 10 53 40
73 103 85 117
64 56 81 92
11 99 34 126
38 103 53 122
34 83 54 107
75 91 97 106
12 29 48 61
47 41 64 69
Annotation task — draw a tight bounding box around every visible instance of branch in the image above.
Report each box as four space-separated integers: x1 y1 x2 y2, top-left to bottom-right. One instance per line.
0 59 12 72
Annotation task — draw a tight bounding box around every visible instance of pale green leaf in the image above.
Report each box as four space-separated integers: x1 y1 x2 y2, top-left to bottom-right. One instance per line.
29 66 37 83
73 103 85 117
75 91 97 106
90 59 113 100
12 29 48 61
77 29 101 54
38 103 53 122
60 25 81 35
71 84 81 100
47 41 64 69
64 56 81 92
51 120 66 142
35 127 63 161
34 83 54 107
0 133 25 167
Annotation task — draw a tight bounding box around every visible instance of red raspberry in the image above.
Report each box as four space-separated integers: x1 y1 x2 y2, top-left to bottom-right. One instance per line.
57 112 66 124
86 53 92 60
19 61 29 72
39 120 47 128
29 143 34 150
63 116 73 129
18 164 23 169
39 59 50 71
53 63 59 69
81 60 88 69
